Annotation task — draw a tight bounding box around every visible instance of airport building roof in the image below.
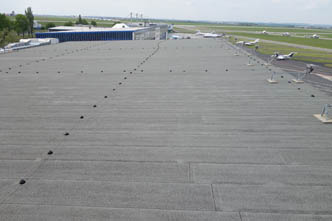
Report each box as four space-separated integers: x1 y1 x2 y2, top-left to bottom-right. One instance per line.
0 39 332 220
48 25 148 33
47 23 168 33
38 23 169 42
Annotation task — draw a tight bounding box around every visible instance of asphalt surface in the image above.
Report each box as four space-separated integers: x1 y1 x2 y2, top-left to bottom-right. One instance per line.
0 39 332 220
241 46 332 96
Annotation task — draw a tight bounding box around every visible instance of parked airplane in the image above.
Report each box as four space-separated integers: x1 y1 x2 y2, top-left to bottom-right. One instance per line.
245 39 260 46
262 30 268 35
196 31 221 38
311 34 320 39
203 32 222 38
282 32 290 37
170 35 182 40
236 39 260 46
196 30 205 36
272 52 296 60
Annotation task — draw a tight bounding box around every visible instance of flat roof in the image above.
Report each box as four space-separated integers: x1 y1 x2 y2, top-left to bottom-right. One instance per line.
47 25 166 33
47 26 148 33
0 39 332 220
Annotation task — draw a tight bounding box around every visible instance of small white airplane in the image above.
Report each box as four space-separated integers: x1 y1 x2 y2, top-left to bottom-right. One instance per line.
272 52 296 60
282 32 290 37
245 39 260 46
311 34 320 39
262 30 268 35
196 30 206 36
196 31 221 38
236 39 260 46
170 35 182 40
203 32 221 38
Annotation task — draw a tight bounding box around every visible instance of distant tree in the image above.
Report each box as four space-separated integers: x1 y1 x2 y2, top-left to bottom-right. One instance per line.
0 29 20 48
0 29 8 47
4 29 20 45
25 7 34 36
64 21 73 26
90 20 97 26
76 14 88 25
15 14 29 37
77 14 83 24
0 14 13 31
81 19 88 25
45 22 56 30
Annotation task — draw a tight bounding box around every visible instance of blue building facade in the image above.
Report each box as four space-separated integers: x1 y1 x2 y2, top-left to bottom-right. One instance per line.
36 31 134 43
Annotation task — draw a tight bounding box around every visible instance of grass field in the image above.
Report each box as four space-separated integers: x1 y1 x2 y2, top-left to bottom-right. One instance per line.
34 16 216 27
229 36 332 67
321 34 332 38
227 32 332 49
173 27 196 34
35 16 77 22
192 25 332 34
35 16 116 27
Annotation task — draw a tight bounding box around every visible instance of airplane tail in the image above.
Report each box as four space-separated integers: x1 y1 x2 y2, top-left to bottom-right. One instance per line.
289 52 295 57
255 39 260 43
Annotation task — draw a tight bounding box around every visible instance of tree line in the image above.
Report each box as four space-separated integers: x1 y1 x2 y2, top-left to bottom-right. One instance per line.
47 15 98 28
0 7 34 47
1 8 98 48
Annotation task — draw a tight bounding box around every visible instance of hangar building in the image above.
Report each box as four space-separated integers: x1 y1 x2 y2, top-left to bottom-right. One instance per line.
35 23 168 42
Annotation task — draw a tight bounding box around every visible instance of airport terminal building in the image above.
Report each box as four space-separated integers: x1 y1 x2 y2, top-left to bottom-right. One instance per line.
36 23 169 42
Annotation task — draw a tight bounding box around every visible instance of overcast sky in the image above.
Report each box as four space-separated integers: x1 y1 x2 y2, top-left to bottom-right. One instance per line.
2 0 332 25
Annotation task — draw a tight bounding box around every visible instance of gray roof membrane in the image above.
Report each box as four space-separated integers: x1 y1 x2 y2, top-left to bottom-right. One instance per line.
0 39 332 220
